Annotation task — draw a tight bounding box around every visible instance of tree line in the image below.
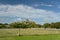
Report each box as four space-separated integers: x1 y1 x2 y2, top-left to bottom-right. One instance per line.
0 19 60 29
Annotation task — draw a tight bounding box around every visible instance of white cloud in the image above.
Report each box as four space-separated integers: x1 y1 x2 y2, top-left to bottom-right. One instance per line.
0 4 60 24
40 4 53 7
33 3 53 7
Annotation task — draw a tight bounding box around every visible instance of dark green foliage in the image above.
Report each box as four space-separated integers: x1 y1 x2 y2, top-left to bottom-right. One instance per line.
0 23 7 28
0 19 60 29
43 23 51 28
50 22 60 29
9 19 40 28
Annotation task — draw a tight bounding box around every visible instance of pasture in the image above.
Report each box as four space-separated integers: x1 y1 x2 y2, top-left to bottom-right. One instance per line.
0 28 60 40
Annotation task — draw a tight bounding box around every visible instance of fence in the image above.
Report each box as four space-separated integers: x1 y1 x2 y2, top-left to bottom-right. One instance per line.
0 28 60 37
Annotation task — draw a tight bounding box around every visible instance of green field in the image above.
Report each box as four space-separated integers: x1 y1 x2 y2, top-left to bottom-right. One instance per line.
0 28 60 40
0 34 60 40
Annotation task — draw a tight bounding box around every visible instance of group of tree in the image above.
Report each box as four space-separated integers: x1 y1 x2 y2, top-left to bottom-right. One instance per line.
0 19 60 29
9 19 41 28
43 22 60 29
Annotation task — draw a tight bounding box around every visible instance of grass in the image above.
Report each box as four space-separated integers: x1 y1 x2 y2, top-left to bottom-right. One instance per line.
0 34 60 40
0 28 60 36
0 28 60 40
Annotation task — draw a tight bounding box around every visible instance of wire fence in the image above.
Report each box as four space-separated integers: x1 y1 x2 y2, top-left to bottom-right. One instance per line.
0 28 60 37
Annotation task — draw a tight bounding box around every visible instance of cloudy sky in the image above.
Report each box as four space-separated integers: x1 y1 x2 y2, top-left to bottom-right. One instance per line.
0 0 60 24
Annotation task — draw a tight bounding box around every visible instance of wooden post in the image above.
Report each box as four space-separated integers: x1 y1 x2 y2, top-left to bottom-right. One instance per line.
19 28 20 36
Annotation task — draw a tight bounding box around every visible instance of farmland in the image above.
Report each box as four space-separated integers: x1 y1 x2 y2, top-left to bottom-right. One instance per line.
0 28 60 40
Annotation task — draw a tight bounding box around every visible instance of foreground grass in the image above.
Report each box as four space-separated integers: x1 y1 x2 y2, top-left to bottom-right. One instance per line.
0 34 60 40
0 28 60 40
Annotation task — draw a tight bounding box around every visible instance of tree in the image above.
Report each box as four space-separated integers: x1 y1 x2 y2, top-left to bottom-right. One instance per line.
43 23 51 28
9 22 27 28
36 24 42 28
9 22 18 28
0 23 6 28
53 22 60 29
9 19 42 28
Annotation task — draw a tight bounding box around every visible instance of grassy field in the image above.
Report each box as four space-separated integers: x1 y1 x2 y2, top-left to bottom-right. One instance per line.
0 28 60 40
0 34 60 40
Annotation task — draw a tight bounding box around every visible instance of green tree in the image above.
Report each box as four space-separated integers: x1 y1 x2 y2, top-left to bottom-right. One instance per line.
0 23 6 28
43 23 51 28
54 22 60 29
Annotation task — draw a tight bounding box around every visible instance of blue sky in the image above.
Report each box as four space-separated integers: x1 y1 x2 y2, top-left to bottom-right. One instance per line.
0 0 60 24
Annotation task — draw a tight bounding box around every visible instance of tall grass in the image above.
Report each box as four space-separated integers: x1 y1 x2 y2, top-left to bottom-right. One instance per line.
0 28 60 36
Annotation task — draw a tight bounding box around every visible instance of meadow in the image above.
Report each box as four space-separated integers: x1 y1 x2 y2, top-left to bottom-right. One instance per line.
0 28 60 40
